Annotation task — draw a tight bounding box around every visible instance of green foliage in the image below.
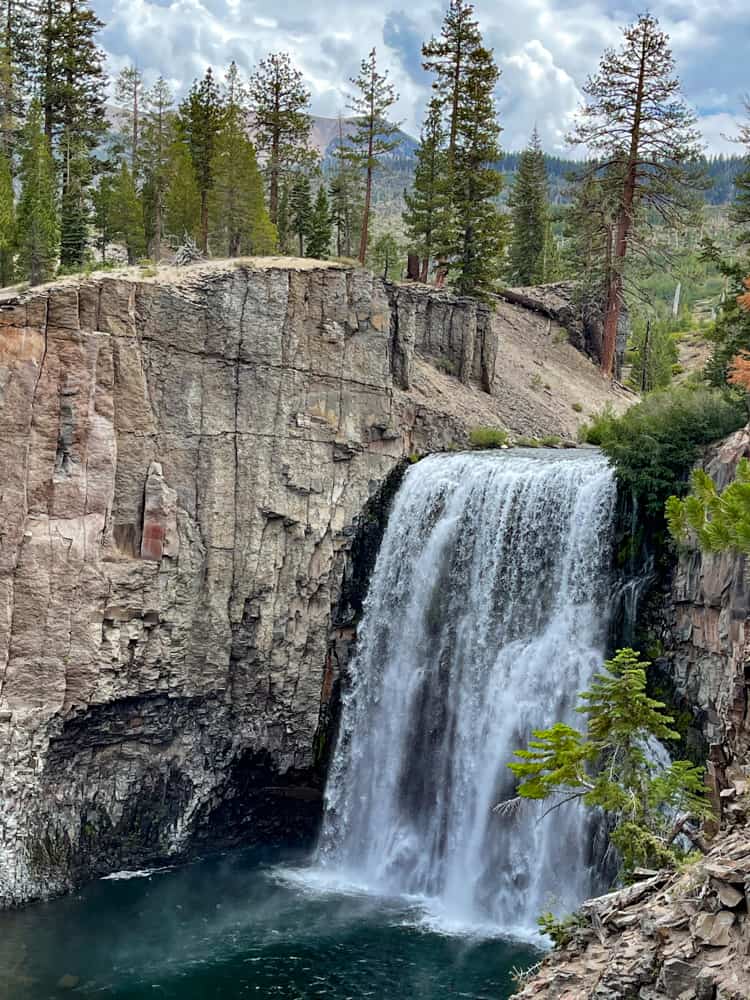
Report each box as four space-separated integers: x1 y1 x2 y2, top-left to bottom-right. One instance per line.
347 47 401 264
164 141 201 245
289 172 313 256
580 387 746 517
469 426 509 448
540 435 561 447
666 457 750 555
514 436 540 448
0 149 15 285
178 67 224 252
507 128 549 286
110 161 146 264
306 184 332 259
509 649 713 876
209 63 276 258
537 911 587 948
370 230 402 279
248 52 312 227
628 317 680 392
139 76 175 261
402 98 452 278
16 103 59 286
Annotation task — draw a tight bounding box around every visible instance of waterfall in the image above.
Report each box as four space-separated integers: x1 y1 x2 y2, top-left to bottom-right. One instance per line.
317 449 618 937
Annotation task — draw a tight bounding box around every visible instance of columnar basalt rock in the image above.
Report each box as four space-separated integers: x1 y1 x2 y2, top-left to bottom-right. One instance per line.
0 259 630 907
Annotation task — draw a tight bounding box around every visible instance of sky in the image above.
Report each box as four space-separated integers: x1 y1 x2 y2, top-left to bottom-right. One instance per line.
92 0 750 155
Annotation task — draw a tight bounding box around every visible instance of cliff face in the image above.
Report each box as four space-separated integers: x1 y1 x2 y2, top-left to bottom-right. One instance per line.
660 428 750 771
0 259 629 907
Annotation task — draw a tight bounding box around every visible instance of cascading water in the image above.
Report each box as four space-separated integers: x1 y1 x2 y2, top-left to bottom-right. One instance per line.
317 449 618 937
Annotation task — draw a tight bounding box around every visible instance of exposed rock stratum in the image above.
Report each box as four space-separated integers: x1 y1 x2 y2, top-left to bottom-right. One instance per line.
0 258 630 907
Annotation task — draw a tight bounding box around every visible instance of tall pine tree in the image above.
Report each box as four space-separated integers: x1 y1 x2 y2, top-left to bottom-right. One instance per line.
110 160 145 264
40 0 107 268
403 98 451 281
164 140 201 244
115 65 144 173
248 52 312 227
140 76 174 262
507 127 549 285
178 67 224 253
0 0 35 162
289 171 312 256
568 13 703 376
347 47 400 265
17 102 59 285
329 113 362 259
306 184 332 259
209 62 276 257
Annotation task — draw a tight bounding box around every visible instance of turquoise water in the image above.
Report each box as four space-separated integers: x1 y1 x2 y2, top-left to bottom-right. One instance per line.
0 849 540 999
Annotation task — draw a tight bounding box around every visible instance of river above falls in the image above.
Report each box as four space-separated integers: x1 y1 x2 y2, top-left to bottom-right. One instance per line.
0 847 539 999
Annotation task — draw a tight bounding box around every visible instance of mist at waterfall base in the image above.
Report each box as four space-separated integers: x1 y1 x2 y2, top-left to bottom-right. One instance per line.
1 449 617 1000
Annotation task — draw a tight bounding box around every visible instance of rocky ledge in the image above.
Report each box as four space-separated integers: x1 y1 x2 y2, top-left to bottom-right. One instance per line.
515 812 750 1000
0 258 629 907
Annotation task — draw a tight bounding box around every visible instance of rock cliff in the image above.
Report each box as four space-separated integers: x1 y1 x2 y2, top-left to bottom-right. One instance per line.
0 258 629 907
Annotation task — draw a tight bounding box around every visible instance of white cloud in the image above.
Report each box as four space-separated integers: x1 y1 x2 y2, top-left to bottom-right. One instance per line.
96 0 749 154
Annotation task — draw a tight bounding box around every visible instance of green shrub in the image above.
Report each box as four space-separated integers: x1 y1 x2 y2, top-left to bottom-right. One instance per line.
540 434 561 447
469 426 509 449
581 387 746 517
515 436 540 448
434 355 456 376
572 402 583 413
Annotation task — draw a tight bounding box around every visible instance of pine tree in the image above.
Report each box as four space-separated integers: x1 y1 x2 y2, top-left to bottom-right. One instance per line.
164 140 201 244
289 171 312 256
110 161 145 264
115 65 144 173
450 26 504 298
370 230 401 279
209 62 276 257
40 0 107 268
306 184 332 259
329 113 363 259
248 52 312 227
568 13 703 376
0 0 35 162
536 218 563 283
91 171 114 263
178 67 224 253
730 99 750 237
422 0 505 298
0 148 14 284
16 102 59 285
347 48 400 265
507 127 549 286
402 98 452 281
140 76 174 262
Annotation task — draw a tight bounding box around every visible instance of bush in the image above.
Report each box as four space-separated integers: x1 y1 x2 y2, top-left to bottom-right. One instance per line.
580 387 746 517
515 436 540 448
469 426 509 449
541 434 561 447
572 402 583 413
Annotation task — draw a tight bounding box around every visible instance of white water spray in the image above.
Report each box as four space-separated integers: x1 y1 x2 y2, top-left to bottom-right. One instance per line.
317 449 617 936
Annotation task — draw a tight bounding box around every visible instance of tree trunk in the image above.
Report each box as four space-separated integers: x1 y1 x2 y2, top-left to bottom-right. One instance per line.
358 163 372 265
269 87 280 226
153 195 161 265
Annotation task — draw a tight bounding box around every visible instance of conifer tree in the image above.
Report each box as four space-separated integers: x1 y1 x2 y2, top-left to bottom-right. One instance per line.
91 171 114 263
164 140 201 244
568 13 703 376
329 113 363 259
402 98 452 281
507 127 549 285
370 230 401 279
450 25 504 297
306 184 332 259
140 76 174 262
178 67 224 253
115 65 144 172
16 103 59 285
248 52 312 226
209 63 276 257
290 171 312 256
347 48 400 265
40 0 107 267
110 160 145 264
0 0 35 161
0 148 14 284
276 176 293 254
422 0 505 298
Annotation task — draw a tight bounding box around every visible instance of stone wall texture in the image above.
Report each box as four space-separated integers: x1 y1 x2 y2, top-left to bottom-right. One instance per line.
0 259 630 906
